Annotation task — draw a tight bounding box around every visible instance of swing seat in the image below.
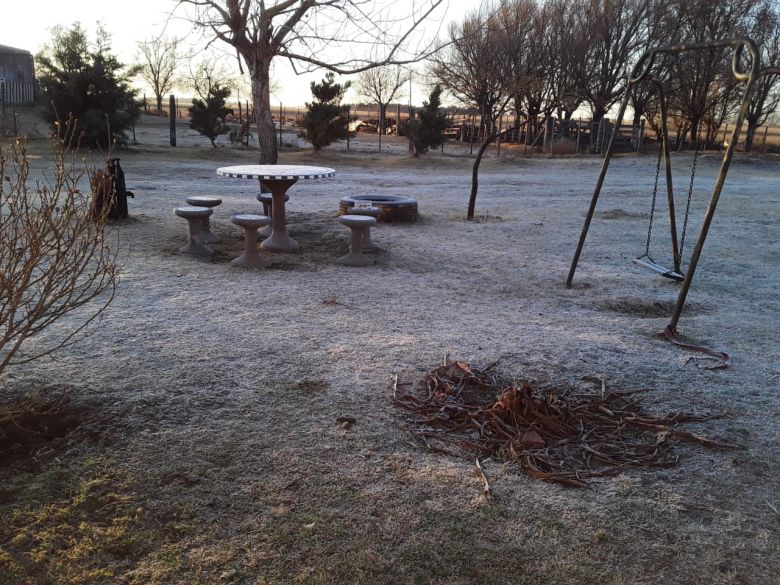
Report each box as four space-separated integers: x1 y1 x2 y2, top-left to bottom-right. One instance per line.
633 256 685 282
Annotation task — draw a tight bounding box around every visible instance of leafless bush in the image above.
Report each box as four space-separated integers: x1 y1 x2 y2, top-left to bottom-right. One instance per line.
0 121 119 377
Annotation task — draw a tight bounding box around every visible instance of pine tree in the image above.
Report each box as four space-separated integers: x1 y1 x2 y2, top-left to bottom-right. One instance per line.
408 85 447 156
36 24 139 148
188 85 233 147
301 73 351 150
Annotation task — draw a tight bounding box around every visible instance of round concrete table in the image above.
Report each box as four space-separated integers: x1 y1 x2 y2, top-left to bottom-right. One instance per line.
217 165 335 252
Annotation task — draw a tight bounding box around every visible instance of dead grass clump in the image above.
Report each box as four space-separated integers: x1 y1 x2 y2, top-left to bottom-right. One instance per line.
395 360 738 487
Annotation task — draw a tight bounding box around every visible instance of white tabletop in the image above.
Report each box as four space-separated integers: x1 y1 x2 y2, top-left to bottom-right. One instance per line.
217 165 335 180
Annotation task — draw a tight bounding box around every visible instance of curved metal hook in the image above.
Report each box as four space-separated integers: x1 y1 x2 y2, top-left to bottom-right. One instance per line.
731 38 760 82
629 50 657 85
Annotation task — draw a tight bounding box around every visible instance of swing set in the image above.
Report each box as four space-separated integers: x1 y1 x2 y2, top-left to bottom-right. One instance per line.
566 38 779 365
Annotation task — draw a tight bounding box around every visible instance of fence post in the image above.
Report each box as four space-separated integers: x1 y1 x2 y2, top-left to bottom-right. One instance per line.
762 126 769 152
169 94 176 147
278 102 283 146
496 114 502 156
575 118 581 155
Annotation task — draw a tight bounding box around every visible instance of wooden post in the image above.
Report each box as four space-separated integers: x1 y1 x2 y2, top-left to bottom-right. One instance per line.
497 114 503 156
347 105 350 150
238 100 243 125
279 102 283 146
169 94 176 147
469 110 475 155
575 117 581 155
762 126 769 152
143 94 147 114
378 104 383 151
408 107 415 154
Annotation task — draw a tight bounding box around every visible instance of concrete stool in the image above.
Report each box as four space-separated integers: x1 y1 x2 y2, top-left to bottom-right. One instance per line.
231 214 272 269
347 206 381 251
256 193 290 237
174 206 214 257
185 196 222 243
337 215 376 267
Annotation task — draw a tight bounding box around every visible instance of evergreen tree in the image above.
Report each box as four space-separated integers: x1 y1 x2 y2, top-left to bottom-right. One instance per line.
301 73 351 150
407 85 447 156
36 23 139 148
188 85 233 147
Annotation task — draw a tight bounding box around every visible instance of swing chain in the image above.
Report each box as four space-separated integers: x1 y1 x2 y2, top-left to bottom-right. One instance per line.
679 137 699 258
644 128 664 258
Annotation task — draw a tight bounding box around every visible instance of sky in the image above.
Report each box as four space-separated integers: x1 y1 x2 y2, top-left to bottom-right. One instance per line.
3 0 476 107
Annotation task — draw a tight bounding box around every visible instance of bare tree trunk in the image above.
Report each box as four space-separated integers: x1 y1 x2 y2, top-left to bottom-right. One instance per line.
155 94 163 115
250 59 279 165
744 119 758 153
467 132 497 220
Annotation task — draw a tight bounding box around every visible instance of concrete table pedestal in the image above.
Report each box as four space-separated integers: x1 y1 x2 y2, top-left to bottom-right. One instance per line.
217 165 335 253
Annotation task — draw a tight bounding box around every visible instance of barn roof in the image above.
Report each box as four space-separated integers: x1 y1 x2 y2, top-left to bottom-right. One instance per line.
0 44 32 56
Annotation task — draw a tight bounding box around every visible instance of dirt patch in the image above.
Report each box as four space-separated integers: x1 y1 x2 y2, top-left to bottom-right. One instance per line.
0 391 93 468
450 214 505 223
596 208 644 219
595 296 714 318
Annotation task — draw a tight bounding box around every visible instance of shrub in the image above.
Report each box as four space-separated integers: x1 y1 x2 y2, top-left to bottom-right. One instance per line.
0 120 118 377
36 23 139 148
301 73 351 150
188 84 233 147
406 84 447 156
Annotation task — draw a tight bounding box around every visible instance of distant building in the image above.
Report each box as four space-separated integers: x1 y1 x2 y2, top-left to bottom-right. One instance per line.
0 44 35 104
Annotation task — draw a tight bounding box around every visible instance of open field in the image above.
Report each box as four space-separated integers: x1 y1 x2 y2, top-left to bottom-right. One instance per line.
1 115 779 584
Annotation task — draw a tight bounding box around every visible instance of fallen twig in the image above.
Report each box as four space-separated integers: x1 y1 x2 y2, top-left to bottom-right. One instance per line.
394 360 738 487
475 458 492 501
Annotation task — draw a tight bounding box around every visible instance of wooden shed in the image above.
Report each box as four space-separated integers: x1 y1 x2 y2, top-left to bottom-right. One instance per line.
0 44 35 104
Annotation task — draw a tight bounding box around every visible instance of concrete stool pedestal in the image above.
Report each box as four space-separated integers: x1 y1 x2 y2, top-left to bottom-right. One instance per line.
337 215 376 267
231 214 272 269
347 206 381 251
256 193 290 237
174 206 214 257
185 196 222 243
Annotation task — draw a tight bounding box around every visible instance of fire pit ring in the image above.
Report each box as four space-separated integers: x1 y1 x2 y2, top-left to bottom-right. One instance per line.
339 195 418 223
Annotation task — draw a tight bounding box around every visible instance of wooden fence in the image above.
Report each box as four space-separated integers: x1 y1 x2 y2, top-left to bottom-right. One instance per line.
0 82 35 107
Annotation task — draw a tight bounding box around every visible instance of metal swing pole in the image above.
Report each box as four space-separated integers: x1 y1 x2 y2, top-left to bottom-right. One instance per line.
668 47 762 332
565 89 633 288
651 79 683 274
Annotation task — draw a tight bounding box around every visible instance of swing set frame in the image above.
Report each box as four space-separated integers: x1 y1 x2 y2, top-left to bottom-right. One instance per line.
566 38 778 337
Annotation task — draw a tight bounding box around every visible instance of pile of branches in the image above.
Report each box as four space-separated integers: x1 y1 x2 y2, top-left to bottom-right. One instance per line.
394 361 737 487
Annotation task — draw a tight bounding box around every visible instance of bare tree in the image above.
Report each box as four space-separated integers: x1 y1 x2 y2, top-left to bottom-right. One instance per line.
661 0 760 146
355 65 408 144
575 0 648 151
431 8 515 136
186 56 238 100
744 0 780 151
137 37 181 114
0 121 118 377
175 0 446 164
430 4 516 219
